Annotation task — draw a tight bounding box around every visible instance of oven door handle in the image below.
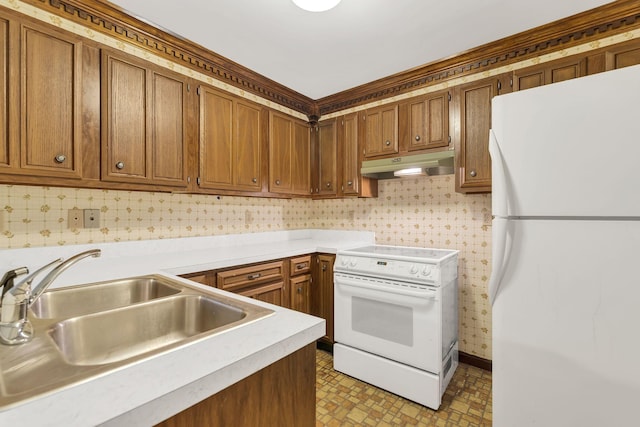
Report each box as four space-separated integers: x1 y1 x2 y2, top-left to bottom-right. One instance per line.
335 275 437 300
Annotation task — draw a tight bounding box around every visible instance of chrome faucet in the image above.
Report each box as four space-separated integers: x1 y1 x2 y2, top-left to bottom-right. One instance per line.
0 249 101 345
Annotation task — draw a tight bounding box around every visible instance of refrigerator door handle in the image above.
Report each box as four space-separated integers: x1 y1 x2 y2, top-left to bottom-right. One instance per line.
489 130 508 218
489 217 509 305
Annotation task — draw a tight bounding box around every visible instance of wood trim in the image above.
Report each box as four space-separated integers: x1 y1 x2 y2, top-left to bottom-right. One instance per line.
18 0 314 115
8 0 640 120
316 0 640 115
459 351 492 372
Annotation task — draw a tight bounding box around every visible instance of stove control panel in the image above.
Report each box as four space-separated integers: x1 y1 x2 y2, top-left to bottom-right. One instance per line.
335 255 447 285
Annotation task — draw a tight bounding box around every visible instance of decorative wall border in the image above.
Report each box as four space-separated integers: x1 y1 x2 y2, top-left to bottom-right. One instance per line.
4 0 640 120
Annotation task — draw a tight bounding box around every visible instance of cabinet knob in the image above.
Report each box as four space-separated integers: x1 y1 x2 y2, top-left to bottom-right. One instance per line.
275 179 281 185
297 287 302 293
326 182 331 188
385 140 391 146
54 154 66 163
470 170 477 177
415 135 421 141
322 265 327 271
115 161 125 170
347 181 353 186
252 177 258 183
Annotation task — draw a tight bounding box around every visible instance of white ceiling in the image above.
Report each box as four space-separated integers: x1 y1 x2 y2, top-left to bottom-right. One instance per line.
108 0 613 99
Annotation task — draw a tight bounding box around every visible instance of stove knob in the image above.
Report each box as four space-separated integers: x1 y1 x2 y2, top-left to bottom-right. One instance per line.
422 266 432 276
410 265 418 274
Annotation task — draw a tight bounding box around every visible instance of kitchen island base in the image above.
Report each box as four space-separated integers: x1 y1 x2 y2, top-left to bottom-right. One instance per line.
155 343 316 427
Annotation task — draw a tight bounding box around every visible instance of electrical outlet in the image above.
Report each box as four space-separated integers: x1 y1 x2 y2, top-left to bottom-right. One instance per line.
84 209 100 229
68 209 84 229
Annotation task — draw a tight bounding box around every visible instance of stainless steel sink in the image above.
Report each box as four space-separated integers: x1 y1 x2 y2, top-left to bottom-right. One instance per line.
0 275 274 409
31 276 181 319
50 295 246 365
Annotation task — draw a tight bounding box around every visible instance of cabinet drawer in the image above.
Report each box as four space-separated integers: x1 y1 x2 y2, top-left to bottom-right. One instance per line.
217 261 284 292
289 255 312 276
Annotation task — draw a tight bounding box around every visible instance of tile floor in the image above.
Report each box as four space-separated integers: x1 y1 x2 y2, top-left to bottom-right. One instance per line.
315 350 492 427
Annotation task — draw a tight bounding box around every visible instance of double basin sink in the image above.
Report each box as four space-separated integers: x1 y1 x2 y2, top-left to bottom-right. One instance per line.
0 275 274 409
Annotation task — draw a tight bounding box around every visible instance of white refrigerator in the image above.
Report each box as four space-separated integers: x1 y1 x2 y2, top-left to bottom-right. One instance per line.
489 64 640 427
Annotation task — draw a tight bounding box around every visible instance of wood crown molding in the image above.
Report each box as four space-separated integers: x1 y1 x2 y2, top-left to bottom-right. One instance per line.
13 0 640 120
316 0 640 115
21 0 315 115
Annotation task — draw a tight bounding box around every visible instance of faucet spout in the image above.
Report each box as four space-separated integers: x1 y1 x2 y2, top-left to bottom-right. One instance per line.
29 249 101 304
0 248 101 345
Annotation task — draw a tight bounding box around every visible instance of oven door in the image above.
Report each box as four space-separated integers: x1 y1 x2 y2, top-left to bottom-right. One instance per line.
334 272 442 373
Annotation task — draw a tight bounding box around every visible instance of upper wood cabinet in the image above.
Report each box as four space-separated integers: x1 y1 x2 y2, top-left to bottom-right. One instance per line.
587 39 640 74
362 104 398 158
101 49 189 188
314 119 337 197
198 85 264 192
454 73 512 193
0 16 9 170
0 19 85 179
400 90 451 152
269 111 311 196
514 56 587 91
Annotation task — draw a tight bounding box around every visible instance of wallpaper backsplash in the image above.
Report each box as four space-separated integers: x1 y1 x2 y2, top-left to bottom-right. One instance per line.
0 177 492 359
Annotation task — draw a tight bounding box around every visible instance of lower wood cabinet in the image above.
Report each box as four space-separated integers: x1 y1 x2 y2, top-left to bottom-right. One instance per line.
217 260 288 307
155 342 316 427
312 254 335 345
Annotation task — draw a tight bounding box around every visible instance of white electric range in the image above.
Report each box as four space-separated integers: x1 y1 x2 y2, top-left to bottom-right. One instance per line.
333 244 459 409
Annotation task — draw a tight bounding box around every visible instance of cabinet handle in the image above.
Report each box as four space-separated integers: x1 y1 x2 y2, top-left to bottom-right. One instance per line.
54 154 66 163
296 263 308 270
297 287 302 293
322 264 327 272
252 177 258 183
247 273 261 280
347 181 353 186
385 140 391 146
326 182 331 188
115 161 125 170
415 135 421 141
275 179 281 185
470 170 477 177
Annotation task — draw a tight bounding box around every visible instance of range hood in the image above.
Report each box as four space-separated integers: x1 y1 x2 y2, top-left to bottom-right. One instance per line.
361 151 455 179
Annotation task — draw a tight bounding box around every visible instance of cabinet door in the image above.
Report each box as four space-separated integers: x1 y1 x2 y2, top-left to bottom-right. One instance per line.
239 281 285 307
199 86 234 189
102 53 149 182
316 119 337 196
455 74 512 193
606 39 640 70
269 111 292 193
340 112 359 196
514 56 586 91
0 17 8 169
407 91 450 151
315 254 335 343
235 100 262 190
290 274 311 314
21 24 83 178
363 104 398 158
151 71 187 186
291 120 311 195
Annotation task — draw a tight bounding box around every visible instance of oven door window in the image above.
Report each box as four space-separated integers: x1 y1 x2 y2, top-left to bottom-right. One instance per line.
352 296 413 346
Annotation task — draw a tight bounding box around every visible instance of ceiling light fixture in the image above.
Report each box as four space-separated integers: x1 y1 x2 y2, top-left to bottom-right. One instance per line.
292 0 342 12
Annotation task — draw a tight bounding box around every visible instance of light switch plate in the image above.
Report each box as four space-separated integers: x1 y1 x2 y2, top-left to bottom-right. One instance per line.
68 209 84 229
83 209 100 229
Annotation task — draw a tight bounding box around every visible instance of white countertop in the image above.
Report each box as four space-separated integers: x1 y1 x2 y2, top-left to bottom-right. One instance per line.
0 229 374 426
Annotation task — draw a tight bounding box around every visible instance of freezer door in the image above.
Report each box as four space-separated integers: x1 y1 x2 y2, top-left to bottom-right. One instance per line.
492 219 640 427
490 64 640 218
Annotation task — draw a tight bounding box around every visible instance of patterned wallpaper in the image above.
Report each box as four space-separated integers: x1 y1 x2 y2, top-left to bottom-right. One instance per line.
0 178 492 359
